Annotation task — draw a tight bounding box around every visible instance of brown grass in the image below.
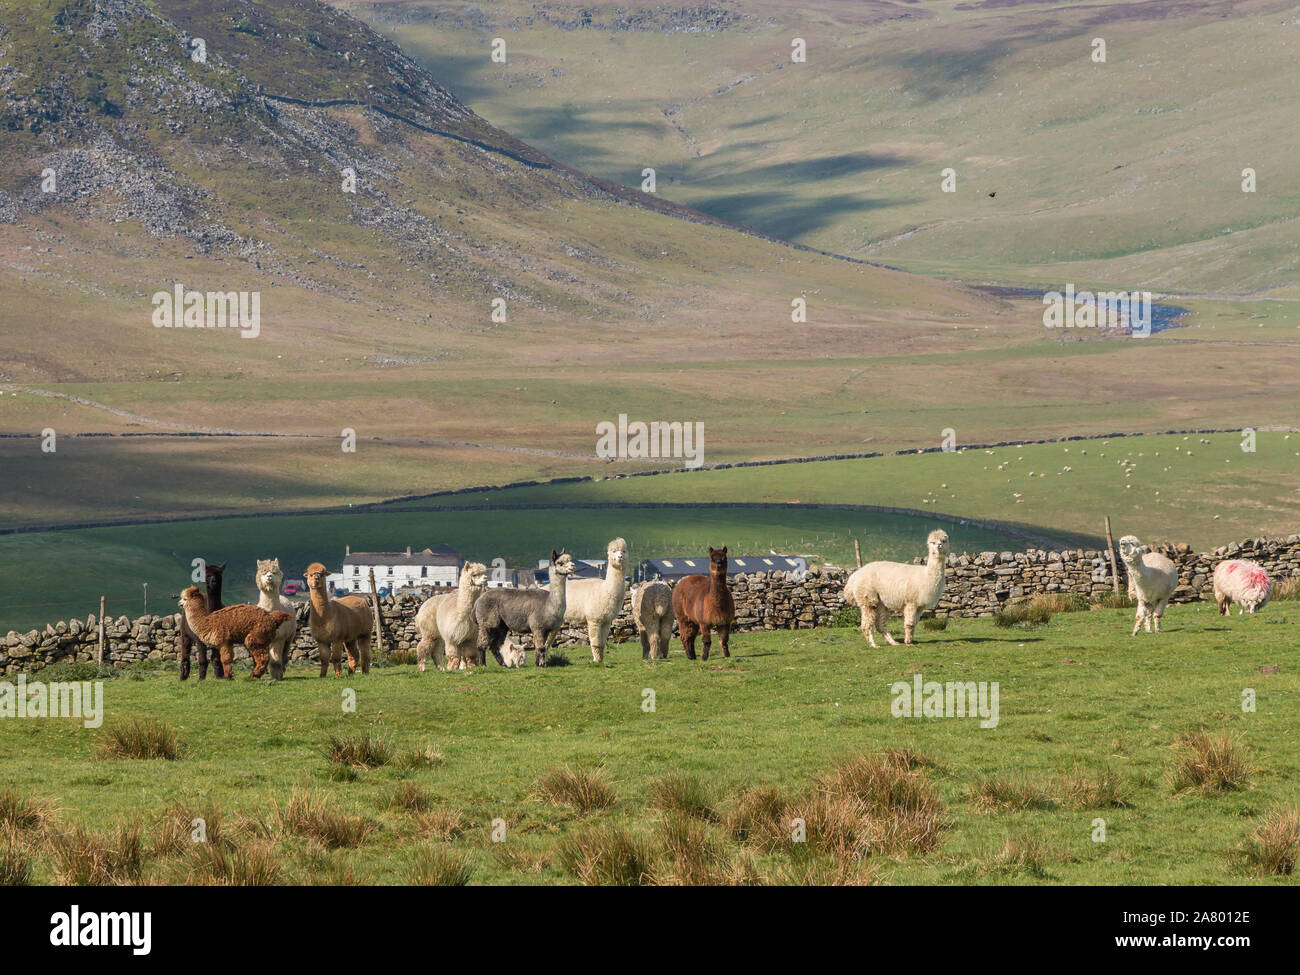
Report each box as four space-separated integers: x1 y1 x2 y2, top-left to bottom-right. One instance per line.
0 826 33 886
647 772 715 821
47 819 145 885
273 789 377 849
390 782 432 813
535 765 617 814
971 776 1058 812
97 718 181 760
1271 575 1300 601
1059 767 1130 809
1171 730 1256 794
725 783 787 845
185 837 282 886
414 807 465 841
655 813 728 885
1238 807 1299 876
558 824 655 885
407 844 474 886
326 733 391 769
0 788 55 834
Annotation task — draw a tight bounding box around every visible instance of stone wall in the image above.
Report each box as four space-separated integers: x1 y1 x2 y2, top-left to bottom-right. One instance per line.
4 535 1297 674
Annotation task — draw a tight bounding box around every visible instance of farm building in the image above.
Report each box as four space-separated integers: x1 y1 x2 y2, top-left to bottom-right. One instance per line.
536 556 610 586
637 554 806 581
329 544 461 594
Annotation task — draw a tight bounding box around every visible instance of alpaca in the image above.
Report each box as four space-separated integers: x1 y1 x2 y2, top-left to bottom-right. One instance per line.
672 546 735 661
1118 534 1178 635
500 638 527 668
305 562 374 676
1212 559 1271 615
473 550 575 667
176 587 291 679
844 530 949 647
632 581 674 660
179 561 226 681
559 538 628 663
414 562 489 671
256 558 297 680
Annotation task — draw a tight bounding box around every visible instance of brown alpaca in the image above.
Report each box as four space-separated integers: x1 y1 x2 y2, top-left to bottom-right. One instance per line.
671 546 735 661
176 587 291 680
305 562 373 676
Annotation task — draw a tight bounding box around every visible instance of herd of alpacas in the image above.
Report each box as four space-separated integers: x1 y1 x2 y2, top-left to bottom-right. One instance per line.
171 531 1274 680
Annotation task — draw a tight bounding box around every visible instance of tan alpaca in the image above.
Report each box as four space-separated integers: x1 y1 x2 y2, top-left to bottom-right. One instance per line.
414 562 488 671
559 538 628 662
176 587 291 680
632 581 674 660
305 562 373 676
256 558 297 680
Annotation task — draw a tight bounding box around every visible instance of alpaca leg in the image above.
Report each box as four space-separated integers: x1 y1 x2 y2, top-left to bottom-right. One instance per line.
719 625 730 658
343 640 359 675
1131 603 1145 637
416 634 434 672
179 630 193 682
700 625 712 662
249 642 269 678
358 635 372 674
861 604 879 649
657 619 672 659
903 604 917 646
588 620 606 663
680 619 698 659
318 642 330 678
219 643 236 679
530 629 546 667
209 640 224 680
640 630 652 661
879 606 899 646
331 642 345 677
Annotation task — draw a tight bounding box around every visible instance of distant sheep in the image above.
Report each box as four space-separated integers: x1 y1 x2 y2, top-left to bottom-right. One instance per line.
632 581 674 660
1212 559 1271 615
843 530 949 647
1118 534 1177 635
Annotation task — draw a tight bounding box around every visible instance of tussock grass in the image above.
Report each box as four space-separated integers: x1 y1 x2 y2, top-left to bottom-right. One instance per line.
0 827 33 886
408 845 473 886
655 813 727 885
1272 575 1300 602
414 807 465 841
48 820 145 885
1034 592 1088 613
387 649 418 666
1093 592 1135 610
396 744 444 770
768 856 879 886
535 765 617 813
98 718 181 760
993 598 1053 628
990 836 1057 880
558 824 654 885
725 784 786 845
326 733 391 769
648 772 715 821
186 837 282 886
390 782 431 813
1059 767 1130 809
1172 730 1255 794
920 617 948 632
493 840 552 876
274 789 376 849
1238 808 1299 876
971 776 1058 812
0 788 55 834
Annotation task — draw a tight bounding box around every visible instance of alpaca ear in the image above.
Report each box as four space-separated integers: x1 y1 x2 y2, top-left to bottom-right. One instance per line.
552 549 559 563
217 562 227 572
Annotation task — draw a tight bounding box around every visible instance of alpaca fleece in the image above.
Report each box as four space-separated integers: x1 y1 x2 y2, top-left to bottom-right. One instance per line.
1119 534 1178 635
1212 559 1271 615
178 586 291 679
844 530 948 647
632 581 674 660
560 537 628 662
415 562 488 671
474 550 574 667
178 561 226 681
672 546 734 660
305 562 374 676
256 558 297 680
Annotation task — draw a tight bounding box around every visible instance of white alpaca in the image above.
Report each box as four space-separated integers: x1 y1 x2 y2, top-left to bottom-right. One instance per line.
632 581 674 660
500 637 526 668
1118 535 1177 635
414 562 489 671
558 538 628 663
255 558 297 679
1212 559 1271 616
843 530 949 647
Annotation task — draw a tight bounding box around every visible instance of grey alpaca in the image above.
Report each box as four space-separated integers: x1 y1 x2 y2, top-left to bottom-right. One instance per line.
473 550 575 667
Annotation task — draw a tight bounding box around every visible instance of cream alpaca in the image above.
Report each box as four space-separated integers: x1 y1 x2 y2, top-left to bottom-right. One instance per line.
256 558 297 680
843 530 949 647
414 562 489 671
305 562 374 676
558 538 628 663
1212 559 1271 616
1118 535 1177 635
632 581 674 660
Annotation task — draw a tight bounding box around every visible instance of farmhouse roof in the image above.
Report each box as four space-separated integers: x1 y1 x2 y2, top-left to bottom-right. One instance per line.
639 555 803 576
343 545 460 567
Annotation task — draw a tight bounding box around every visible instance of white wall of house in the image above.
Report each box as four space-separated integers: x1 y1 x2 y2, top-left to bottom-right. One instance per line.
341 562 459 592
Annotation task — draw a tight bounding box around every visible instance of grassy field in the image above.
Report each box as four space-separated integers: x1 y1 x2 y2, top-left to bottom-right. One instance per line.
3 605 1297 885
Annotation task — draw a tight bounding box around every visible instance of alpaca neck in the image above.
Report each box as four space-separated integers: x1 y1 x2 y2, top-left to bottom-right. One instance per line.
182 602 212 639
257 584 277 612
548 573 568 614
604 563 626 598
309 586 333 619
456 581 478 613
208 576 224 611
710 570 727 599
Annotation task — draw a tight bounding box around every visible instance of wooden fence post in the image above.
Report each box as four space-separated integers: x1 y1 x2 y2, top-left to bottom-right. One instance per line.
97 595 105 664
368 569 387 654
853 538 863 568
1104 516 1120 594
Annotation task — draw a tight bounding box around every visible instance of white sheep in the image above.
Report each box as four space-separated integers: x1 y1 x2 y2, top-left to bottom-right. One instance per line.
1212 559 1271 615
1118 534 1177 635
557 538 628 663
843 530 949 647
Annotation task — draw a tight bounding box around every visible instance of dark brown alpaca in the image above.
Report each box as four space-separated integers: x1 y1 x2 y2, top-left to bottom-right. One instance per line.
176 587 292 680
179 561 226 681
671 546 735 661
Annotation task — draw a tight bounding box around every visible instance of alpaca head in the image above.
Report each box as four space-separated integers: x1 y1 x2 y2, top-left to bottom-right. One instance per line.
550 550 575 577
1118 535 1145 566
708 546 728 575
607 537 628 573
926 530 949 562
501 639 526 668
305 562 329 591
460 562 489 593
205 561 226 589
176 586 205 614
256 558 283 595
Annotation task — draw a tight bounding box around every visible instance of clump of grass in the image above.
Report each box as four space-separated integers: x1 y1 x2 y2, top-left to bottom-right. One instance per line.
414 807 465 841
186 838 282 886
1093 591 1134 610
1035 592 1088 613
990 836 1056 879
1271 575 1300 602
920 617 947 632
648 772 715 821
408 845 473 886
1238 808 1299 876
655 813 727 885
0 827 33 886
1059 767 1130 809
725 784 786 845
274 790 376 849
971 776 1058 812
98 718 181 760
326 733 391 769
493 841 552 876
543 648 571 667
396 744 444 771
48 820 144 885
558 825 654 885
826 605 861 628
992 598 1053 628
535 765 617 814
390 782 432 813
1171 730 1255 794
767 856 879 886
0 789 55 834
387 649 418 666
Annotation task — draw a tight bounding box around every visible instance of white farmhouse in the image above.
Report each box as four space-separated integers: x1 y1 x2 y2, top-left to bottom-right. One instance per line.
333 544 461 594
